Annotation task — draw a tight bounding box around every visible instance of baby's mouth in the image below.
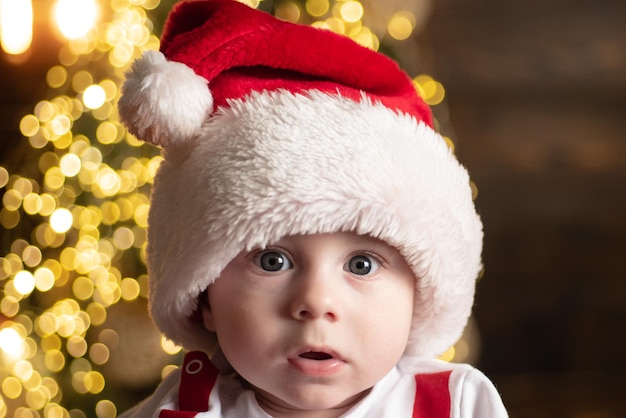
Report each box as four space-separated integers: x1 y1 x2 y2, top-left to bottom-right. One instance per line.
299 351 333 360
290 349 345 376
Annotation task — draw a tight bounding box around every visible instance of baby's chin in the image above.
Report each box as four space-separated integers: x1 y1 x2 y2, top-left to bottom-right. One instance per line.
251 382 372 417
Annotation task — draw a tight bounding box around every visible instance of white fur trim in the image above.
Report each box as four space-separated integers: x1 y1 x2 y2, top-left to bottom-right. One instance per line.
118 51 213 147
146 90 483 359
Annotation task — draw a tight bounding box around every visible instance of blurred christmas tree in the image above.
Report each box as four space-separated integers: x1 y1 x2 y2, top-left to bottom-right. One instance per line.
0 0 457 416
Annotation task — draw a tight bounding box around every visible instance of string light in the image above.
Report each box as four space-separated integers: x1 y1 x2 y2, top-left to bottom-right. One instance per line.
0 0 463 416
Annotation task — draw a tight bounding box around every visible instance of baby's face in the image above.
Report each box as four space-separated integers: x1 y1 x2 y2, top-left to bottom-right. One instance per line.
201 232 415 416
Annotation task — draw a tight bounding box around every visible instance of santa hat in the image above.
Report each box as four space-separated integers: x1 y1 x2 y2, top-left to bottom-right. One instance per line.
118 0 483 360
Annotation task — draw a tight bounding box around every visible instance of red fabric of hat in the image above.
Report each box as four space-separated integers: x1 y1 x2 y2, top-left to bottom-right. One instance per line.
160 0 431 123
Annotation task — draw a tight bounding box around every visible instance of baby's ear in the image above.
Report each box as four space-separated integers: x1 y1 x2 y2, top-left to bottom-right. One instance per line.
201 303 216 332
198 290 217 332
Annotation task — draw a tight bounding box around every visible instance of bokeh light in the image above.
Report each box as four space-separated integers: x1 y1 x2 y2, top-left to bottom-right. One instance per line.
0 327 25 358
83 84 107 109
54 0 98 40
339 0 363 23
49 208 73 233
305 0 329 17
0 0 33 55
388 11 416 41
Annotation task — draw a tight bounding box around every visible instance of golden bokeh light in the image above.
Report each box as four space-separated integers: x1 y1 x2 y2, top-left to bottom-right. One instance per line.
160 336 182 356
46 65 68 88
0 0 33 55
67 335 88 358
83 84 107 109
274 1 301 22
19 114 39 137
49 208 73 233
59 153 81 177
54 0 99 40
388 11 415 41
2 376 23 400
120 277 140 301
21 245 42 267
95 400 117 418
88 342 110 365
0 327 25 358
13 270 36 296
339 0 363 23
413 74 446 106
22 193 42 215
305 0 329 17
0 167 8 188
71 71 94 94
161 364 178 380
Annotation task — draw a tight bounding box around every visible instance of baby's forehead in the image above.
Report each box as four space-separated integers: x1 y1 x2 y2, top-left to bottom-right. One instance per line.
260 231 390 247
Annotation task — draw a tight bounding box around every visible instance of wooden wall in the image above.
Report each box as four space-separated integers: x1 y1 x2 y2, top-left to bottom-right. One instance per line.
424 1 626 416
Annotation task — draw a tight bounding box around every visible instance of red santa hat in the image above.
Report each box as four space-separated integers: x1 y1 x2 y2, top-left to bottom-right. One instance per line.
118 0 483 360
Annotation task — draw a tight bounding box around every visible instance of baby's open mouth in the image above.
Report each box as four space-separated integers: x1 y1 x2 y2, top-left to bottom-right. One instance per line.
289 349 345 375
299 351 333 360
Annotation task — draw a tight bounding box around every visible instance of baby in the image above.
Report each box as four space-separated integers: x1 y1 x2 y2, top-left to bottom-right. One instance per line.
117 0 508 416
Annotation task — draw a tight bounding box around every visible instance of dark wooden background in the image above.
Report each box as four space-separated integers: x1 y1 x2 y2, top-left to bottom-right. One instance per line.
424 0 626 416
1 1 625 416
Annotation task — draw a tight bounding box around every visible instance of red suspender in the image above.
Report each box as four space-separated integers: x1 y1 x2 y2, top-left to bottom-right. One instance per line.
160 351 220 418
412 370 452 418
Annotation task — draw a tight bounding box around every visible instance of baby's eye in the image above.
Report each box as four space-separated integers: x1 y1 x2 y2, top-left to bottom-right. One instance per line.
344 254 379 276
255 251 292 272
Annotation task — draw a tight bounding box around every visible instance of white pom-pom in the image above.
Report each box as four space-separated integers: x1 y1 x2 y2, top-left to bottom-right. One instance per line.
118 50 213 147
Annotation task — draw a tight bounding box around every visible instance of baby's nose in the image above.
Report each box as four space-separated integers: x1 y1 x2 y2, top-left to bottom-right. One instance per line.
289 271 339 321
